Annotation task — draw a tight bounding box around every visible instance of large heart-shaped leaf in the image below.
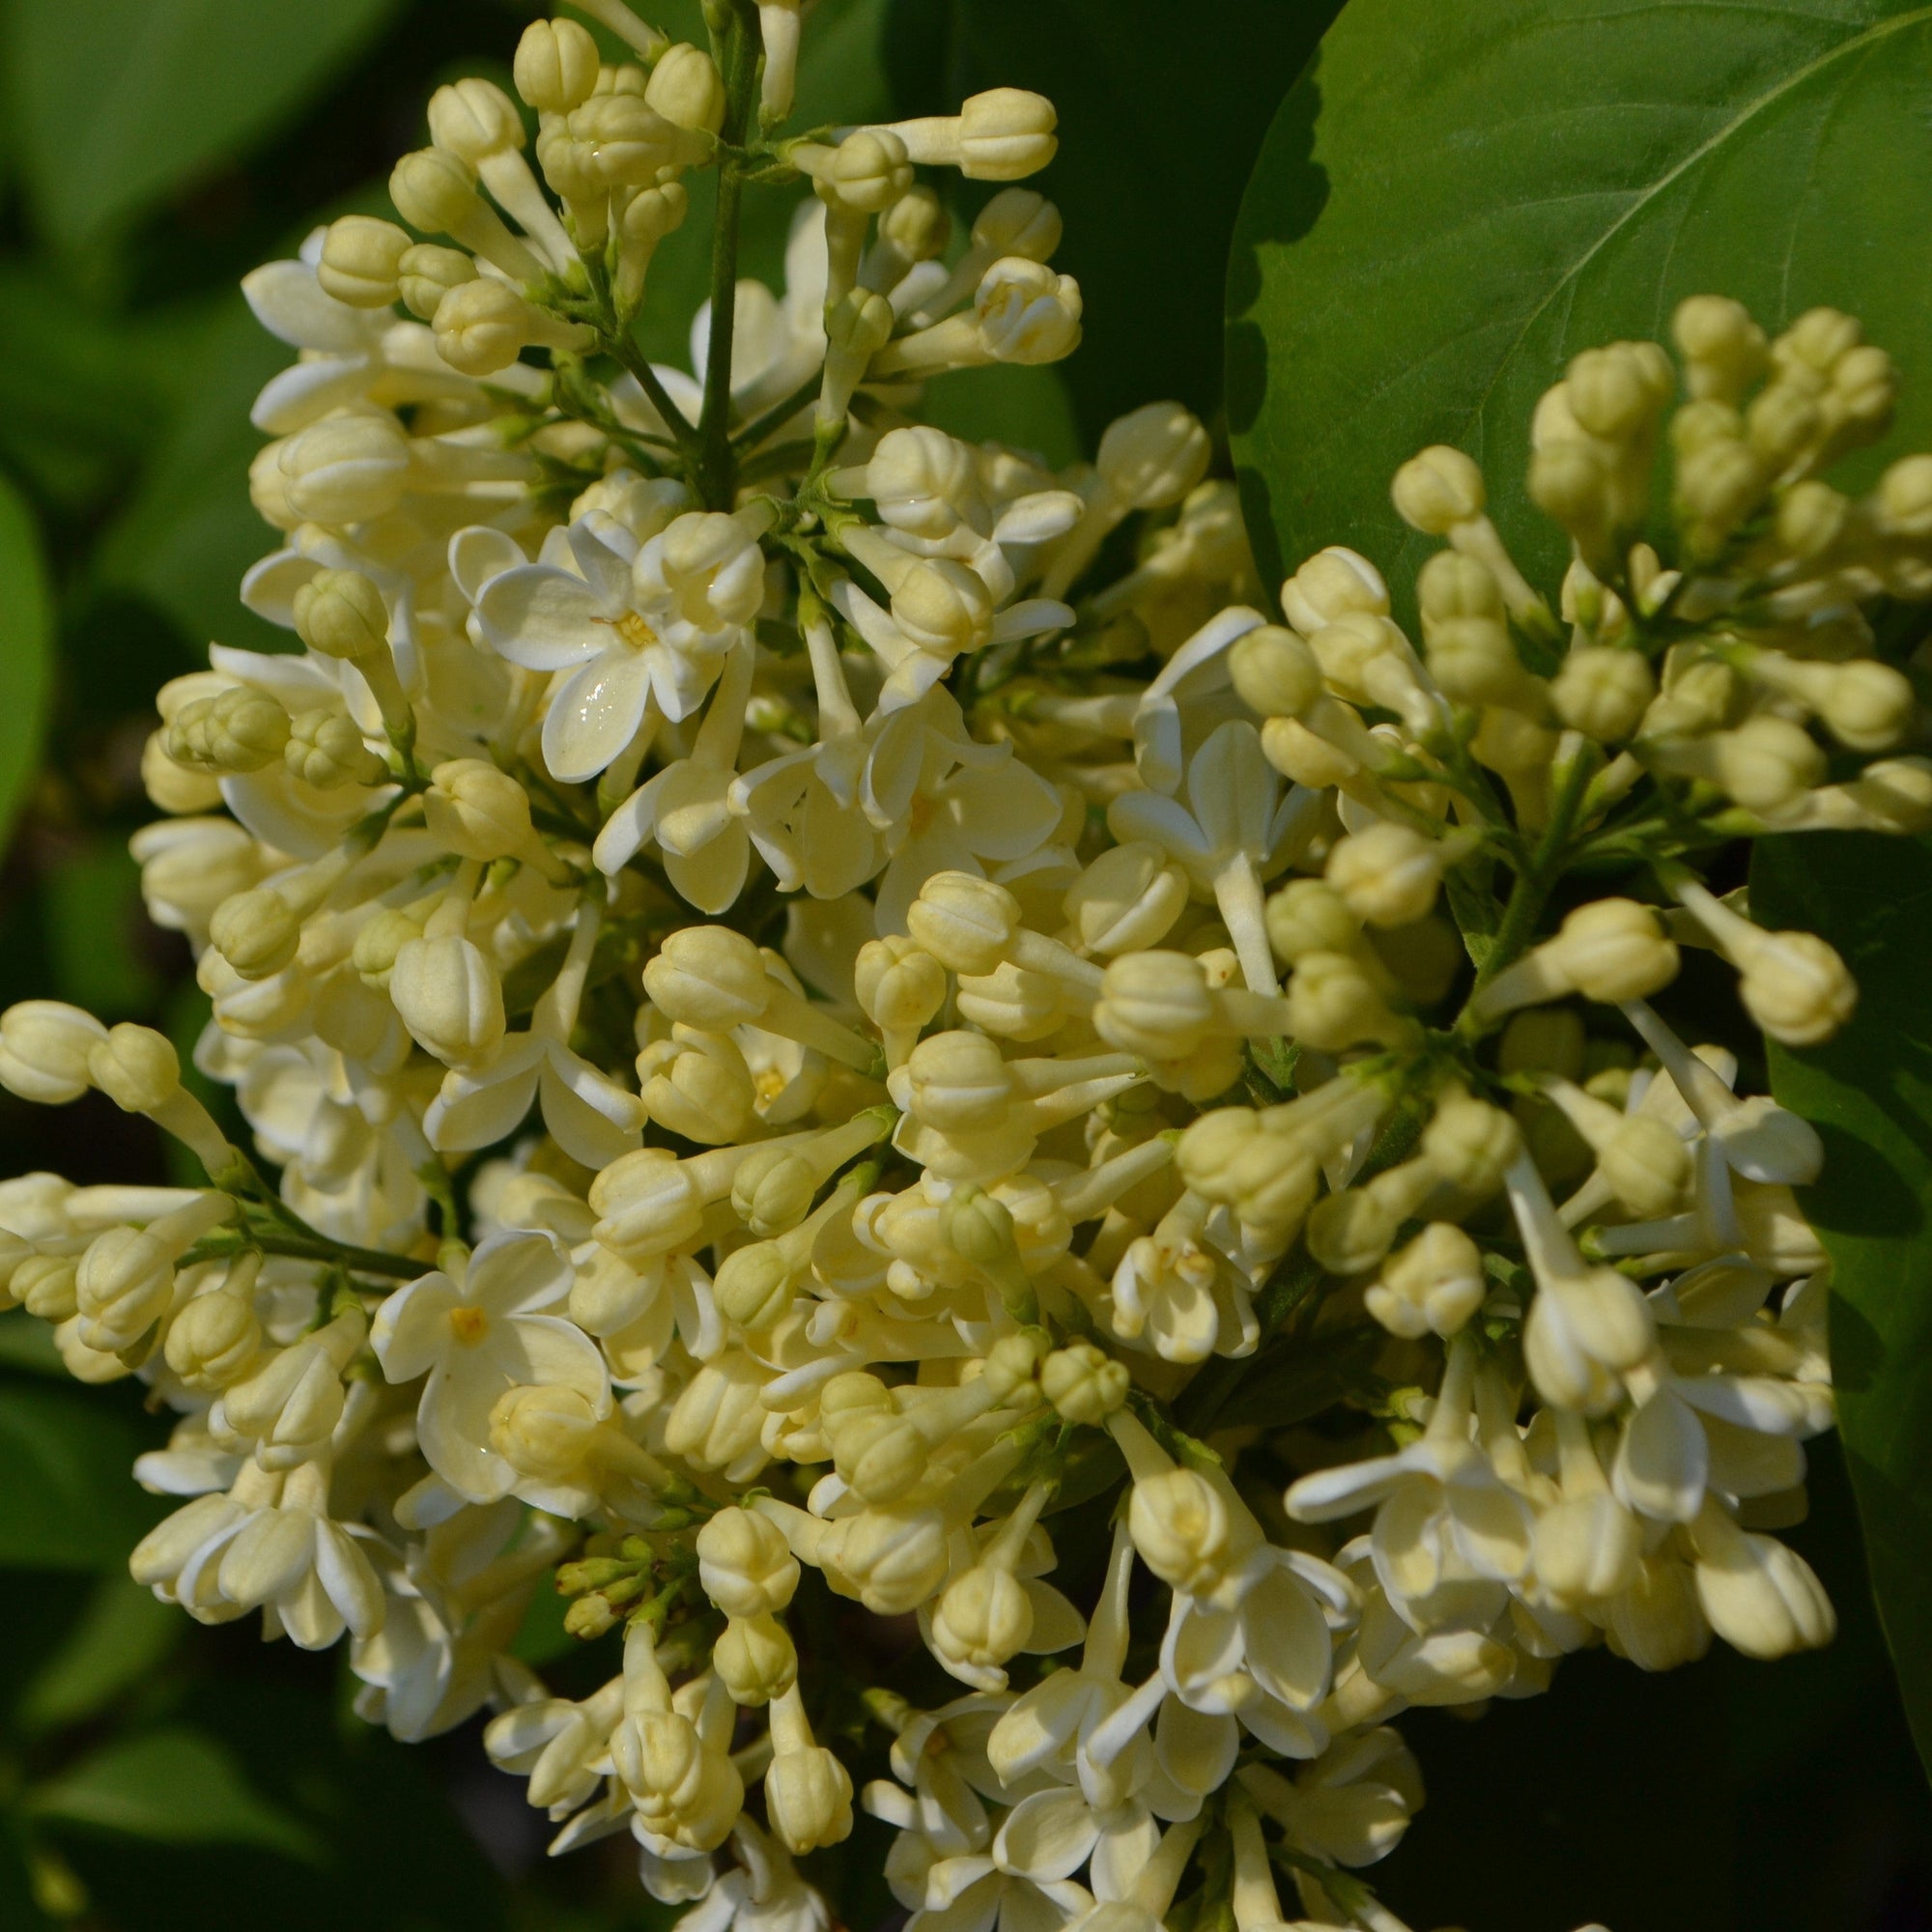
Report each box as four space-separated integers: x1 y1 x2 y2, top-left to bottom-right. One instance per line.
1227 0 1932 599
1751 831 1932 1782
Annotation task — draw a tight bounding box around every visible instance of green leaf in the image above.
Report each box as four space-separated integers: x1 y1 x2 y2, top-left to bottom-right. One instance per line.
1750 829 1932 1783
95 292 290 654
15 1571 181 1735
896 0 1338 440
921 363 1080 469
2 0 402 245
0 266 161 512
43 839 159 1020
1228 0 1932 600
0 1376 166 1570
0 475 53 847
0 1312 68 1378
28 1728 326 1863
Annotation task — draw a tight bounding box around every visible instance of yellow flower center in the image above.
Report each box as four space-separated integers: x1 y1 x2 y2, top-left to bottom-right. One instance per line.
448 1305 490 1346
606 610 659 652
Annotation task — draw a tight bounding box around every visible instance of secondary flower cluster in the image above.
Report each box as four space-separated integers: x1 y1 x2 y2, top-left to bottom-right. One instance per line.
0 5 1918 1929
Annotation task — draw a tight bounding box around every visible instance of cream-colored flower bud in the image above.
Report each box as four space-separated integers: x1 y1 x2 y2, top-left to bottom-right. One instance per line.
730 1146 818 1237
764 1739 853 1855
1566 340 1672 440
143 730 223 812
1096 402 1211 510
1128 1466 1257 1598
0 1000 107 1104
1673 295 1767 403
908 871 1021 975
490 1385 601 1481
390 144 485 234
645 43 724 133
433 279 536 376
971 186 1062 262
1876 453 1932 540
279 413 410 526
1813 661 1914 753
1284 951 1399 1052
1264 880 1361 966
697 1505 800 1617
1550 645 1655 742
1674 437 1763 544
1774 478 1849 561
932 1563 1035 1669
956 87 1058 179
75 1227 175 1351
614 1709 743 1852
390 934 506 1064
637 1031 754 1145
1421 1092 1520 1196
1326 822 1446 929
293 567 390 661
818 129 912 213
904 1030 1012 1130
1735 929 1856 1047
1391 444 1485 534
1425 611 1526 706
1229 623 1322 720
1550 899 1679 1004
286 710 386 790
424 759 536 862
318 215 412 307
1714 715 1825 814
1306 1186 1399 1276
1094 951 1219 1060
209 887 302 980
514 16 600 111
1597 1114 1690 1217
892 556 995 656
429 76 525 168
396 243 477 322
976 258 1082 363
652 510 766 627
854 938 945 1037
824 1504 950 1613
164 1288 263 1390
862 427 982 538
1041 1340 1128 1424
1690 1508 1834 1660
828 1411 927 1509
714 1612 797 1704
202 687 292 773
1064 843 1188 956
643 926 769 1029
878 185 950 262
16 1254 79 1322
352 907 423 988
1534 1492 1643 1606
712 1238 796 1329
1365 1221 1486 1339
88 1024 181 1115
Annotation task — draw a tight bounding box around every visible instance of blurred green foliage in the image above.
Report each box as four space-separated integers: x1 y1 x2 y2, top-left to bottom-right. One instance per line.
0 2 1924 1927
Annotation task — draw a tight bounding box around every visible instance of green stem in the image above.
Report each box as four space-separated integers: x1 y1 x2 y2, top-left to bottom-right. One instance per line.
730 363 827 455
696 2 762 508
